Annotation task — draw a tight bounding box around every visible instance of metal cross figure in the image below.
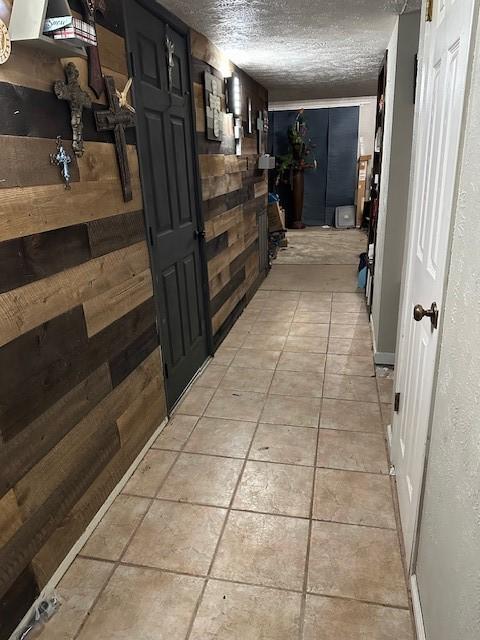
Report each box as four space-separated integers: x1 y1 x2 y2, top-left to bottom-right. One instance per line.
50 137 72 190
54 62 92 157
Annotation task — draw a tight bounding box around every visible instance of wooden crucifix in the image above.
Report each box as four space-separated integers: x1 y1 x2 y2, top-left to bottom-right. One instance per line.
95 76 136 202
80 0 107 98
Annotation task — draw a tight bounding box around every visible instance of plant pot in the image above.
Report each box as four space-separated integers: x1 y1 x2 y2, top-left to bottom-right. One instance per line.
290 169 305 229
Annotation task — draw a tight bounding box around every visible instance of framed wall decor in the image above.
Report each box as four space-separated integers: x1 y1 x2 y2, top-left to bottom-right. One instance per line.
204 71 224 142
0 17 11 65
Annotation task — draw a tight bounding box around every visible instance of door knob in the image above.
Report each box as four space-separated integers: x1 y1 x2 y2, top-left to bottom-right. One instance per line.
413 302 439 329
194 229 206 240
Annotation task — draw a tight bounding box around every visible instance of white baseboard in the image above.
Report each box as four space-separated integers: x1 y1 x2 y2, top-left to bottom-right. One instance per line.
410 574 426 640
10 416 169 640
374 351 396 366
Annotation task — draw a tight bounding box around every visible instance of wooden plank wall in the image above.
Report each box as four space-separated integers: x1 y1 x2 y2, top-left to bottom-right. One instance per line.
0 3 167 637
191 31 269 346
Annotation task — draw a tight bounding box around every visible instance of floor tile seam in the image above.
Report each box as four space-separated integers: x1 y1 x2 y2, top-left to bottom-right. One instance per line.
354 310 411 615
185 351 280 639
116 559 306 596
104 500 399 533
132 498 312 521
372 361 411 595
140 449 317 468
299 341 326 640
304 589 411 611
318 425 387 435
70 558 117 640
308 516 398 532
315 464 389 475
72 444 184 640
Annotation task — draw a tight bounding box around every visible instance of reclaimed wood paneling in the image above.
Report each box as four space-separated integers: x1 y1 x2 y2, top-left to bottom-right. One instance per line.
0 225 91 293
0 567 39 640
83 267 153 336
0 491 23 547
0 241 149 347
0 365 113 496
0 7 166 635
0 178 142 242
0 82 136 145
192 30 268 343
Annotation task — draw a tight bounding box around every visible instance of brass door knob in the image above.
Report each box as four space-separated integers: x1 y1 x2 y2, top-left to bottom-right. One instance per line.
413 302 439 329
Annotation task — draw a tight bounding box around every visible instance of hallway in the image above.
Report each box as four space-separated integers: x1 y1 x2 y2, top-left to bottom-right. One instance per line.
40 229 411 640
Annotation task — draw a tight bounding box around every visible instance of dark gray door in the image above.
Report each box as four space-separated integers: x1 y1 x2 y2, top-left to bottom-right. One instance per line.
124 0 209 408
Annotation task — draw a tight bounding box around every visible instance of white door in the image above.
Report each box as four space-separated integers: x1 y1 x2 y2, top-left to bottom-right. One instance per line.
392 0 476 565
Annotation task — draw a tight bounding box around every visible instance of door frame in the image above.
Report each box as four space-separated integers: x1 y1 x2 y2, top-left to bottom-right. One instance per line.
392 0 478 581
122 0 214 409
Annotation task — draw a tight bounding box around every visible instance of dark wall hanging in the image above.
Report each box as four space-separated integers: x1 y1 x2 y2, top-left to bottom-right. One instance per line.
54 62 92 157
204 71 224 141
95 75 136 202
79 0 107 98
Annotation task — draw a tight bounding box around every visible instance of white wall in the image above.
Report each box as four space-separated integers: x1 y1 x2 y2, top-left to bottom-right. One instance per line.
371 19 398 362
414 17 480 640
371 11 420 364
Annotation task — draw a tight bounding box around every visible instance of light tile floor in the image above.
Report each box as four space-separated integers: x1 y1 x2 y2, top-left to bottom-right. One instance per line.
40 229 413 640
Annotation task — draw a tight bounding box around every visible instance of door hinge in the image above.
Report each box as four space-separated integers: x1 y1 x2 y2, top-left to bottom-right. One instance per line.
163 361 169 379
148 226 154 247
426 0 433 21
394 392 401 413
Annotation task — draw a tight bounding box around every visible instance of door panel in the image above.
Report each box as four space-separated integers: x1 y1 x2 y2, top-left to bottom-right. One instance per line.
392 0 475 565
125 0 209 408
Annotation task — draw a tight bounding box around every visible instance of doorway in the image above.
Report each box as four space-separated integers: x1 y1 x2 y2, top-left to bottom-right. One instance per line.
391 0 476 591
124 0 210 409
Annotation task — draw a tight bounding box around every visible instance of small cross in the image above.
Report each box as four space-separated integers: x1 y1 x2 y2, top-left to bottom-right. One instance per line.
80 0 107 98
50 137 72 190
54 62 92 158
95 76 136 202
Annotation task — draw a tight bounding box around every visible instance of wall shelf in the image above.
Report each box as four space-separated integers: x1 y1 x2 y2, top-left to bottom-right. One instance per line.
9 0 87 58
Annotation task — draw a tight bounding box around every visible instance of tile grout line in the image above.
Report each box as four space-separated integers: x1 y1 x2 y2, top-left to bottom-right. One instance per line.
298 298 330 640
183 294 300 639
72 555 412 612
71 422 192 640
373 369 416 621
124 445 391 470
89 496 398 531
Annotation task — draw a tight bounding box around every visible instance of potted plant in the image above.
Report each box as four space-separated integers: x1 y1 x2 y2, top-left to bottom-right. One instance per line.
277 109 316 229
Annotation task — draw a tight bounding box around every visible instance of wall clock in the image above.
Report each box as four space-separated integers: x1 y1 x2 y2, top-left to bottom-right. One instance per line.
0 18 11 65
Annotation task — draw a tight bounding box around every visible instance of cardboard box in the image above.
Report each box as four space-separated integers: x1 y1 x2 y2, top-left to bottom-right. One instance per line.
356 155 371 227
268 201 285 232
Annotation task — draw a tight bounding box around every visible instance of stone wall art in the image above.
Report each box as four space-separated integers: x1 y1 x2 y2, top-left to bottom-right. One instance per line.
204 71 224 142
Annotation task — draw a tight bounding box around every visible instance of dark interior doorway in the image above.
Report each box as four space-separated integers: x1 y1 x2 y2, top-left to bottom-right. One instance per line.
124 0 210 409
270 106 359 226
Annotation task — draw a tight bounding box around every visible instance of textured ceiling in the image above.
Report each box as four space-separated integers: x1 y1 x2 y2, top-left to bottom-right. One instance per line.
158 0 421 99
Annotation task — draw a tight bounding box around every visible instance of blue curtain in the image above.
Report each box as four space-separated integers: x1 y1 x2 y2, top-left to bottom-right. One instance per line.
269 106 359 226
